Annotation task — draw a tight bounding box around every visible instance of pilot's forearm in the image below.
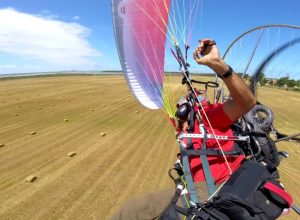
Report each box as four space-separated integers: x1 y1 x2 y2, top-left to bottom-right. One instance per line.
210 61 256 119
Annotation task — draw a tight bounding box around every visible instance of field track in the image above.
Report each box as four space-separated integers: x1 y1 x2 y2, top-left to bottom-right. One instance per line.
0 75 299 219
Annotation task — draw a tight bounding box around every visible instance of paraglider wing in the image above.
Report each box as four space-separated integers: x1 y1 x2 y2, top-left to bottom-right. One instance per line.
112 0 170 109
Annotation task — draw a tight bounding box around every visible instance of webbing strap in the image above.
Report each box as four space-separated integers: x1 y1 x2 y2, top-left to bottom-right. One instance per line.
181 138 200 204
182 149 241 156
200 125 216 196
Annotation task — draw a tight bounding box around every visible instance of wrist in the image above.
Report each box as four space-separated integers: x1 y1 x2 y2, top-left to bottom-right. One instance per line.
218 65 233 80
208 60 229 75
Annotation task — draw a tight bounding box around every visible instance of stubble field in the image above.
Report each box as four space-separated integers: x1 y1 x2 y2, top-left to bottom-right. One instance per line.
0 75 299 220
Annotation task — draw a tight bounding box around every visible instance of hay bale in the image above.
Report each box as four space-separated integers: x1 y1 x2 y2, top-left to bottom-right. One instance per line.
51 104 55 106
102 105 106 108
30 131 37 135
0 144 5 148
99 132 106 137
135 110 139 114
37 107 42 110
64 119 69 122
18 105 22 107
90 108 94 111
13 113 19 116
67 152 76 157
25 175 38 183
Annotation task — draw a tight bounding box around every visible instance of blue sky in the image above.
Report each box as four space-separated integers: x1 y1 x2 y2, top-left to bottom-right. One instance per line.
0 0 300 74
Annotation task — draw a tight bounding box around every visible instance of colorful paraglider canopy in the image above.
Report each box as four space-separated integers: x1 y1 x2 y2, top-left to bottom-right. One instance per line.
112 0 170 109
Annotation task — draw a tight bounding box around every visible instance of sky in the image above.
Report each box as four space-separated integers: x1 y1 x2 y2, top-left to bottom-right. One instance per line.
0 0 300 75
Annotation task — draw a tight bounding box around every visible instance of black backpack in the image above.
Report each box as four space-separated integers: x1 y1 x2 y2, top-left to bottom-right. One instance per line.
213 159 292 220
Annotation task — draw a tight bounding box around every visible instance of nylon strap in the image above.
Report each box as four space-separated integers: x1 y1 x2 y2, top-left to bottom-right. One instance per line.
181 138 200 204
199 124 216 196
182 149 241 156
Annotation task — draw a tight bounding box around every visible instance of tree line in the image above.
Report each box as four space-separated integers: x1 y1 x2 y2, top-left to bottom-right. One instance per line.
237 72 300 89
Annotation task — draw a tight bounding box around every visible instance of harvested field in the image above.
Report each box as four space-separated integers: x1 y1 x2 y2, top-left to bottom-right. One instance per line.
0 75 299 220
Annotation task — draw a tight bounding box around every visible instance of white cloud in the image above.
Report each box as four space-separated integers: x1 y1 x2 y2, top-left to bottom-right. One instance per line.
38 9 59 19
0 64 16 69
0 8 101 67
73 15 80 20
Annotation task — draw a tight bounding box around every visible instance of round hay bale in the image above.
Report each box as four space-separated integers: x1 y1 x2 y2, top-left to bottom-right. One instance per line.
0 144 5 148
102 105 106 108
51 104 55 106
64 119 69 122
67 152 76 157
90 108 94 111
99 132 106 137
13 113 19 116
135 110 139 114
18 105 22 108
37 107 42 110
25 175 38 183
30 131 37 135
